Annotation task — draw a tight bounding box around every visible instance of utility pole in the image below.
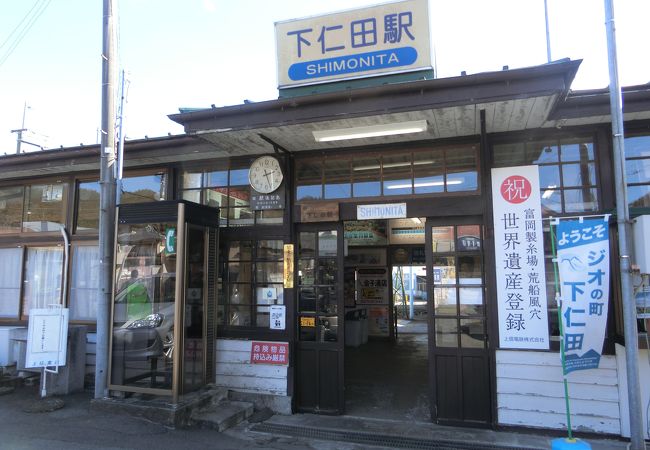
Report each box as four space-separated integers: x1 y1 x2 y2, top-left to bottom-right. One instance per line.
95 0 117 399
604 1 645 448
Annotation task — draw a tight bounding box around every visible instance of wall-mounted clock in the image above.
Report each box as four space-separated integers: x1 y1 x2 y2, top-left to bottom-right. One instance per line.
248 156 283 194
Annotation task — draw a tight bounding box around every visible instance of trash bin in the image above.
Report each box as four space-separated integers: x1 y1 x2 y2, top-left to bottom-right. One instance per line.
345 309 362 347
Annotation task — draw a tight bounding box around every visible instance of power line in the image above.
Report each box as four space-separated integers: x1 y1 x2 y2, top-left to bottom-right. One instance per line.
0 0 52 68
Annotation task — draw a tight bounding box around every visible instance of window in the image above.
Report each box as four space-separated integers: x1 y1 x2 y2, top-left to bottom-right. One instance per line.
222 239 284 328
0 186 24 234
76 181 100 232
493 138 598 214
295 144 479 202
69 245 100 321
180 161 284 227
0 248 23 318
625 135 650 209
0 182 68 234
119 172 167 204
22 247 64 317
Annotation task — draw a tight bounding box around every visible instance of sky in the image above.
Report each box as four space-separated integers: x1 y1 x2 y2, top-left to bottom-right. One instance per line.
0 0 648 155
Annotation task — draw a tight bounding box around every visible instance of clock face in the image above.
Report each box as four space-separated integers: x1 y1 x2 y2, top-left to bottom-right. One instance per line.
249 156 284 194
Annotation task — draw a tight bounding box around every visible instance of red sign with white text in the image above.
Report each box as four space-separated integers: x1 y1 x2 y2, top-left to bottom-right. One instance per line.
250 341 289 365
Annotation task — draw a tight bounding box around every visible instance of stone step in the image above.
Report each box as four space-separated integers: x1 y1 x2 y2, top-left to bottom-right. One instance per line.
191 400 254 432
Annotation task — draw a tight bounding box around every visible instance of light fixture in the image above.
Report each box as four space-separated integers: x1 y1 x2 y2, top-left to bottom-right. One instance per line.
313 120 428 142
386 180 463 190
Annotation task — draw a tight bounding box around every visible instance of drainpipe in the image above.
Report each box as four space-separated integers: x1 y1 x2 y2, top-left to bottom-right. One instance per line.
604 1 645 448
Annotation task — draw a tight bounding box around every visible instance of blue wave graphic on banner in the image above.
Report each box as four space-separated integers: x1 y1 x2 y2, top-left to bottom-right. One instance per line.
288 47 418 81
564 349 601 374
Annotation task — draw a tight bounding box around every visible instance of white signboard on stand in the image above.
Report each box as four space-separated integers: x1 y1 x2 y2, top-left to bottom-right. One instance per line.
26 308 69 368
491 166 549 349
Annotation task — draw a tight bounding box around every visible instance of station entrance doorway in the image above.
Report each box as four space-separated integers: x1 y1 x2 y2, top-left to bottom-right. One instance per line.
343 219 431 422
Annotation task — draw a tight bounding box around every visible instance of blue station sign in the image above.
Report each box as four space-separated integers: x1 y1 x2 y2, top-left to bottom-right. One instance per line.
276 0 431 88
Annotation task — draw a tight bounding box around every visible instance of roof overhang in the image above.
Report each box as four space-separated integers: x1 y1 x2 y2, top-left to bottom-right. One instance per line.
170 59 582 154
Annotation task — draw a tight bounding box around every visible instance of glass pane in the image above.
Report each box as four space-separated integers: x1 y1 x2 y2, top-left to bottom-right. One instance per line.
298 259 315 285
228 207 254 226
457 225 481 251
434 287 457 315
207 170 228 187
435 318 458 347
0 186 23 234
205 187 228 208
382 153 412 195
459 288 484 316
538 165 560 189
256 209 284 224
561 142 594 162
324 158 351 199
296 159 322 201
446 146 478 192
76 181 100 232
229 168 249 186
299 233 316 257
299 315 317 341
321 316 338 342
0 248 22 318
353 156 381 197
111 222 175 390
181 189 201 204
318 286 337 315
431 226 454 253
256 262 283 283
629 185 650 208
229 241 253 261
458 255 482 284
433 256 456 285
460 318 485 348
562 163 596 187
258 240 283 260
229 284 252 326
228 187 250 207
564 188 598 212
413 150 444 194
626 158 650 184
120 173 166 203
318 231 337 257
23 247 63 315
626 136 650 158
229 262 252 283
299 287 317 312
529 141 559 164
318 258 337 284
184 227 205 392
256 284 283 306
23 183 67 232
182 171 203 189
541 188 562 214
69 246 100 321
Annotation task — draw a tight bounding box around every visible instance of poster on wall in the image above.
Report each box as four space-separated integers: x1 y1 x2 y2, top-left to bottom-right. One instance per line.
357 268 389 305
556 218 610 374
368 306 390 336
491 166 549 349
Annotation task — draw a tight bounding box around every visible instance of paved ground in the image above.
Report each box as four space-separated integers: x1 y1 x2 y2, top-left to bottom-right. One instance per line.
0 384 632 450
0 385 363 450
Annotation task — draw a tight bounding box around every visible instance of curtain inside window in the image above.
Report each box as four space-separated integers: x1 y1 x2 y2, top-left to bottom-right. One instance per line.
0 248 23 318
22 247 63 316
70 246 100 321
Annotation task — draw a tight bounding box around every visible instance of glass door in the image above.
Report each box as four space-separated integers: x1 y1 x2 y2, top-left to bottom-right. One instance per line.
295 224 344 413
427 221 491 425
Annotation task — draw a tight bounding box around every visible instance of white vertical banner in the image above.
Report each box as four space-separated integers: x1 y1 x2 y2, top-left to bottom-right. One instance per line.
556 218 610 374
492 166 549 349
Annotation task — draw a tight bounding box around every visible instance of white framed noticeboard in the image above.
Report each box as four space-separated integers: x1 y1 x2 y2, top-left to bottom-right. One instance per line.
26 308 69 368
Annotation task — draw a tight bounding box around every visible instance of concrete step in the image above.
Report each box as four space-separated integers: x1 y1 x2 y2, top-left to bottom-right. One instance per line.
191 400 254 432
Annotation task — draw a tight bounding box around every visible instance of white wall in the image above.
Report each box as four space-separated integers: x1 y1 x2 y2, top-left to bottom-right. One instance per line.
496 350 620 435
215 339 288 396
615 344 650 439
